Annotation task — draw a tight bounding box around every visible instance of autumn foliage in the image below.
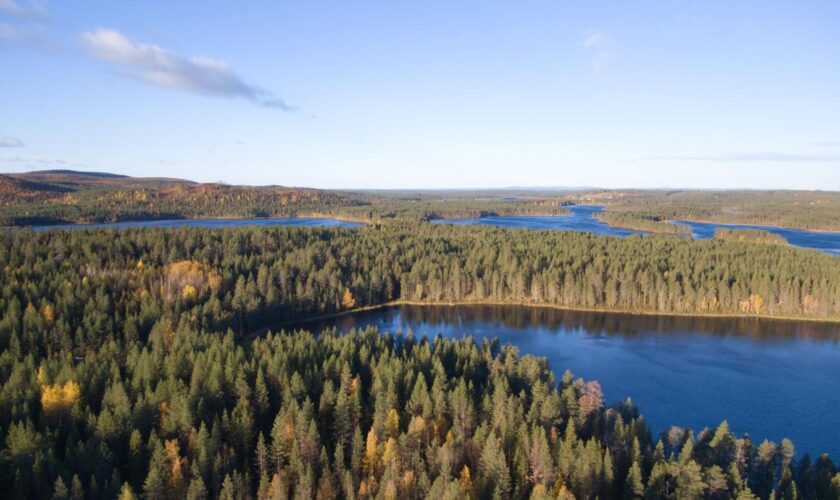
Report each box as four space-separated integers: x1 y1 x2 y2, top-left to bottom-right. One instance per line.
164 260 221 300
41 380 81 417
341 288 356 309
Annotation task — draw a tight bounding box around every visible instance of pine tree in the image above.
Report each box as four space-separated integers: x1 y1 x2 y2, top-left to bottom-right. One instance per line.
479 434 511 499
118 482 137 500
53 477 69 499
622 461 644 499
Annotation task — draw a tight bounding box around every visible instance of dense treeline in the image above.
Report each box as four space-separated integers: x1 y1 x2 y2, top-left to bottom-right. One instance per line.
594 213 692 236
715 229 789 246
4 326 838 499
0 224 840 498
1 224 839 359
590 191 840 232
2 225 840 498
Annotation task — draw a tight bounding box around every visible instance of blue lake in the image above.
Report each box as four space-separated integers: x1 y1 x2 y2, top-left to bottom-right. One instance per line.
291 304 840 459
28 217 363 231
434 205 840 255
680 220 840 255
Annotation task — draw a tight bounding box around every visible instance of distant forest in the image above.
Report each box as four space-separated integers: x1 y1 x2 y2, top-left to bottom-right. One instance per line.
715 229 790 246
587 190 840 232
0 171 565 226
1 224 839 499
3 171 840 232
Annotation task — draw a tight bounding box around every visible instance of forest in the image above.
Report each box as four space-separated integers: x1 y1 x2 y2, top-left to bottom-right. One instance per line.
5 171 840 234
593 213 692 236
0 171 565 226
587 191 840 232
714 229 789 246
0 224 839 498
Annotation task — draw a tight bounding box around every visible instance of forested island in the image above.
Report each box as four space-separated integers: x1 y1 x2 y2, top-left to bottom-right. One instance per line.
715 229 790 246
594 212 692 236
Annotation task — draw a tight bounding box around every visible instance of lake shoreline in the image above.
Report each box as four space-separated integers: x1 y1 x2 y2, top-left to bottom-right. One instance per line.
248 298 840 339
286 301 840 460
669 217 840 235
3 214 367 231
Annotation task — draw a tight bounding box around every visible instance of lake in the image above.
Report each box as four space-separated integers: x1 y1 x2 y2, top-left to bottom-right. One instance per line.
23 208 840 255
434 205 840 255
290 304 840 459
28 217 363 231
680 220 840 255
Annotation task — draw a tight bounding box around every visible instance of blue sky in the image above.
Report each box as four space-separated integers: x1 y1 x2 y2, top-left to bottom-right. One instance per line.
1 1 839 189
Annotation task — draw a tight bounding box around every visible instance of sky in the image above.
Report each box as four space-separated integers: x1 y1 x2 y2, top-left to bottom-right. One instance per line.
1 0 839 190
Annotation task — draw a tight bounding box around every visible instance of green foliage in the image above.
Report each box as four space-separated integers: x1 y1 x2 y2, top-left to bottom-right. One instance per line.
0 223 837 498
715 228 790 246
591 189 840 231
595 211 693 235
0 171 567 226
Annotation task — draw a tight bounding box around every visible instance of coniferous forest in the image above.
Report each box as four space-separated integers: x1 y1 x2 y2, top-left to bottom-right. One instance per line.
1 224 839 499
6 0 840 498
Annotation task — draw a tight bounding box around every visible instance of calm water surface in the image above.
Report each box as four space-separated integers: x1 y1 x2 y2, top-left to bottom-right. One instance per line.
435 205 840 255
292 304 840 459
432 205 642 237
25 207 840 255
679 220 840 255
29 217 363 231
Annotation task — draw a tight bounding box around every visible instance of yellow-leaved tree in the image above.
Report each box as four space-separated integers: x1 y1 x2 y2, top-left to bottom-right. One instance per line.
385 408 400 438
181 284 197 301
459 466 474 497
341 288 356 309
41 380 81 417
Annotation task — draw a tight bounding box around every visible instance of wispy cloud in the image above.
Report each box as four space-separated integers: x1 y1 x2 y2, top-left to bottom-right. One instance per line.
0 136 24 148
0 0 49 22
81 28 294 110
811 141 840 148
581 30 615 71
646 152 840 163
0 0 54 51
0 21 54 51
1 156 70 167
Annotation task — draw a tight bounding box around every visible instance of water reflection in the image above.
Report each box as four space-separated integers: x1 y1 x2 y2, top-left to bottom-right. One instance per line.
291 304 840 458
305 304 840 343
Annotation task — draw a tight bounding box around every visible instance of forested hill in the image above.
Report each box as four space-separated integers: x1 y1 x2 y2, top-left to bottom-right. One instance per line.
0 170 365 226
1 225 839 498
0 171 568 226
5 170 840 231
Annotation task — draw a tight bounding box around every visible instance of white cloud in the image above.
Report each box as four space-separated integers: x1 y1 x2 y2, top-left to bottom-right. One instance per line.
0 0 48 21
0 21 53 51
0 136 24 148
581 30 615 71
0 0 57 53
81 28 293 110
